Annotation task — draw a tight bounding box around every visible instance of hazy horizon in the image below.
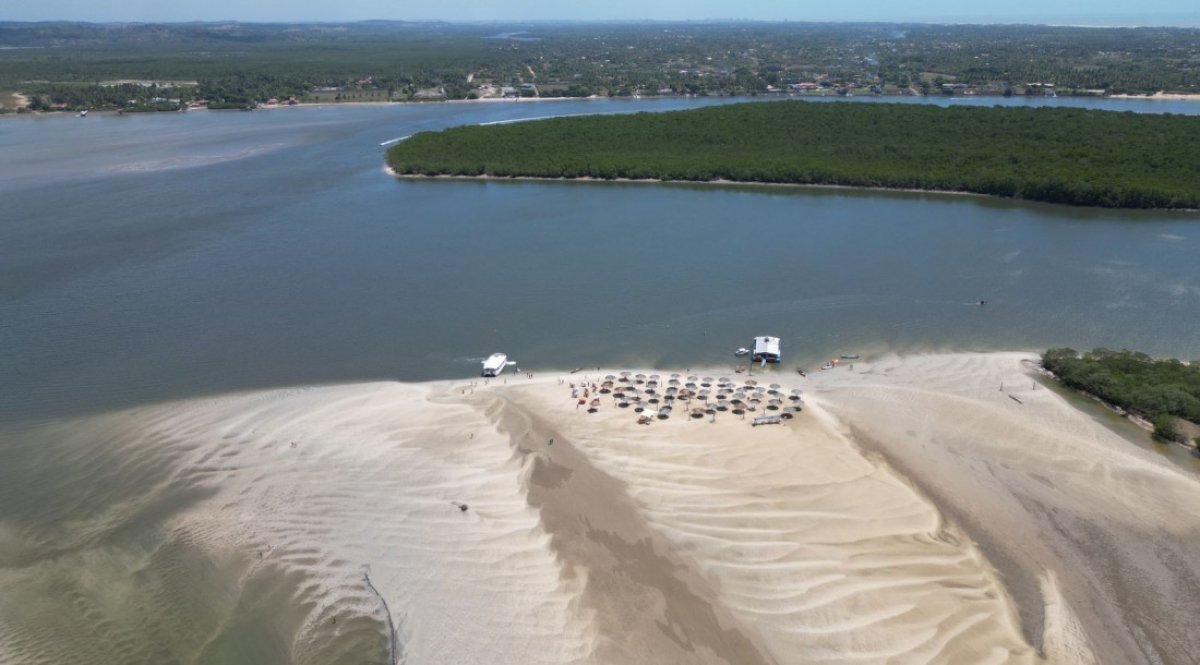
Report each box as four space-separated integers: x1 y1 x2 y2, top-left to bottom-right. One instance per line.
4 1 1200 28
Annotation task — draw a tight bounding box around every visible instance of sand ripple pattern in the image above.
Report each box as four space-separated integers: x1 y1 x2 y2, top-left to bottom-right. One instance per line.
520 378 1036 664
0 382 595 665
811 353 1200 665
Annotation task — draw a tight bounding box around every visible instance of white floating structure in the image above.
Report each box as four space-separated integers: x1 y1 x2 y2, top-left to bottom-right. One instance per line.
481 353 509 377
751 336 782 363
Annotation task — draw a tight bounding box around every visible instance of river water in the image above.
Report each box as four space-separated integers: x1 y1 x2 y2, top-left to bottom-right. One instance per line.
1 95 1198 663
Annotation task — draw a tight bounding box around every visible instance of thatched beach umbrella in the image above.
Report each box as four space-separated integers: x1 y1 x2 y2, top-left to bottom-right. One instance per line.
744 379 757 387
768 398 782 411
687 375 698 382
717 399 729 411
691 407 705 419
649 374 660 382
605 374 617 381
635 373 646 383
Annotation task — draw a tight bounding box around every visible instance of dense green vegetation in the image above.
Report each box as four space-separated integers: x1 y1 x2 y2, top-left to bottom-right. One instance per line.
386 101 1200 209
2 21 1200 110
1042 348 1200 444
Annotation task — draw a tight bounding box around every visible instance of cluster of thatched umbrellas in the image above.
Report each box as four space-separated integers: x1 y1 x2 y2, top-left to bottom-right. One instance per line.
602 372 803 422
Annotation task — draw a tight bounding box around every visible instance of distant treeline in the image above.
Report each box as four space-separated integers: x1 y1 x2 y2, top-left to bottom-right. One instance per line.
386 101 1200 209
3 22 1200 103
1042 348 1200 443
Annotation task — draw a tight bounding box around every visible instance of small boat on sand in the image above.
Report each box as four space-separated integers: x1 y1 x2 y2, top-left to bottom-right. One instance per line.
841 354 860 360
734 348 750 356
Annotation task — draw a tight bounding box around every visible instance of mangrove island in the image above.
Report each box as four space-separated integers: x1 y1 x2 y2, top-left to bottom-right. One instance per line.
1042 348 1200 446
386 101 1200 209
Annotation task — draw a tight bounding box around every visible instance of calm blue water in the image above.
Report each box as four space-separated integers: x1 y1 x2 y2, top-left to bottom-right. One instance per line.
1 96 1198 421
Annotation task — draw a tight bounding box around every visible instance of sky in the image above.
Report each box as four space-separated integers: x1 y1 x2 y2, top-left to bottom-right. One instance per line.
5 0 1200 26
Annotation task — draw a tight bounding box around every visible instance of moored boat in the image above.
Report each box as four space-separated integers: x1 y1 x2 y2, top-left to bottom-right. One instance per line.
481 353 509 377
751 336 781 363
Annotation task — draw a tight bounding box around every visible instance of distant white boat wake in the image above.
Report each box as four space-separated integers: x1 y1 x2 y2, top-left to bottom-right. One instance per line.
378 135 411 146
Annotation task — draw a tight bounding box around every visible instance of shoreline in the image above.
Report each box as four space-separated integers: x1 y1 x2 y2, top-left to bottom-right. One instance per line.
8 87 1200 117
384 169 1200 213
1108 91 1200 101
385 167 994 199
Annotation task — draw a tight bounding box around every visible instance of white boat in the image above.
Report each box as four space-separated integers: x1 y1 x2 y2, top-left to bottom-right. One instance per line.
481 353 509 377
751 336 782 363
734 347 750 356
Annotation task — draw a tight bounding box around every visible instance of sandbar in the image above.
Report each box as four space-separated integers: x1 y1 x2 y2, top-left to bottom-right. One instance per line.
3 353 1198 664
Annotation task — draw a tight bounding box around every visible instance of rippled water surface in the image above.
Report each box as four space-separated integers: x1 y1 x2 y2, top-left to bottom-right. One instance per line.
3 97 1199 420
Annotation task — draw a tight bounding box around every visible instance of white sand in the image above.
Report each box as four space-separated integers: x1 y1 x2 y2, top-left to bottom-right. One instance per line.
32 382 599 665
809 353 1200 665
1108 92 1200 101
6 353 1199 664
511 372 1035 663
